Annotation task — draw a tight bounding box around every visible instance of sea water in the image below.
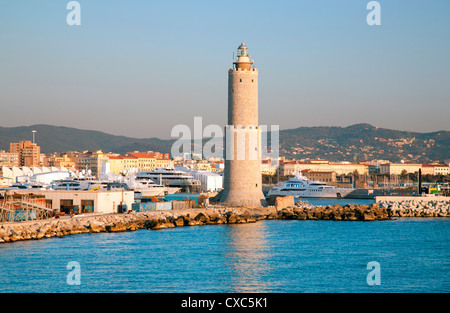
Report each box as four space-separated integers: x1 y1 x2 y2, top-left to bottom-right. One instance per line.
1 213 448 293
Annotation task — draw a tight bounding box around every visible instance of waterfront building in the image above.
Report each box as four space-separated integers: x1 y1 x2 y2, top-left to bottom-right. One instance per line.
78 150 109 176
422 164 450 176
195 160 215 172
214 161 224 172
220 43 265 206
421 164 435 175
107 156 126 175
155 158 171 169
380 163 422 175
119 156 138 172
434 165 449 175
0 166 69 187
177 167 223 192
261 159 279 175
126 152 157 171
9 140 41 166
178 158 228 173
68 151 89 172
107 155 139 174
0 150 19 167
359 159 390 174
301 170 337 183
127 151 171 169
147 151 170 160
43 153 75 169
11 189 134 214
280 160 368 176
106 151 172 175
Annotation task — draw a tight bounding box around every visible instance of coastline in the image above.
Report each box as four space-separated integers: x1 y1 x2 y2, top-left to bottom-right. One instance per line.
1 199 449 244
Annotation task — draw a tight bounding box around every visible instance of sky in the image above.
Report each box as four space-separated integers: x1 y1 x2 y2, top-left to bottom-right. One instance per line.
1 0 449 139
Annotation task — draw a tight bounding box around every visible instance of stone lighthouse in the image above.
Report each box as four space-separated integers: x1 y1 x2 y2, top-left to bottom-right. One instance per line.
220 43 266 207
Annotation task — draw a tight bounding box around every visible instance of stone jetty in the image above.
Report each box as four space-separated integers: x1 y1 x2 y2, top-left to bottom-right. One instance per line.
0 203 384 244
1 196 448 244
377 197 450 217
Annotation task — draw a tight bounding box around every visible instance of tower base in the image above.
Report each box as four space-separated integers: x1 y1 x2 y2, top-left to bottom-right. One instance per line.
220 158 266 207
219 193 267 208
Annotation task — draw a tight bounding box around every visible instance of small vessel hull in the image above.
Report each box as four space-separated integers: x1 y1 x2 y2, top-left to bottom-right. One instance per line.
267 189 354 199
136 187 167 197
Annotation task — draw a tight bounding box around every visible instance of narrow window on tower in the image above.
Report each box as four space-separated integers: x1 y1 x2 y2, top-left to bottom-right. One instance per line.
240 79 242 82
252 79 254 82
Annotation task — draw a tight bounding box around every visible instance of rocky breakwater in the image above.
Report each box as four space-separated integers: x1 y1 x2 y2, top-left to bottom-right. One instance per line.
0 200 396 244
378 198 450 217
270 196 388 220
0 207 277 244
287 201 390 221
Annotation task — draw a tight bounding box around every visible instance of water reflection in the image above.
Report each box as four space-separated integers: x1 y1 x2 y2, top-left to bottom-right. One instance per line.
223 222 272 292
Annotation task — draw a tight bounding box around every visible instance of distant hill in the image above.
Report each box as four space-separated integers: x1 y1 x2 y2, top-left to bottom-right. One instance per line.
277 123 450 163
0 125 175 155
0 124 449 163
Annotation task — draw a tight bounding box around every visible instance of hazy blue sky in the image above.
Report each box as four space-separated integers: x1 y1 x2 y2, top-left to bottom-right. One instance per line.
1 0 449 139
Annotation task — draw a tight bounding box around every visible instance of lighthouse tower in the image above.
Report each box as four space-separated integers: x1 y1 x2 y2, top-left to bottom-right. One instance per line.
220 43 266 207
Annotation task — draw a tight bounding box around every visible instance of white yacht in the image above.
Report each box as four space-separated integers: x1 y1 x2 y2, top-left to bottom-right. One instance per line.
0 182 50 191
136 167 200 191
49 173 173 198
123 176 177 197
51 179 104 191
51 179 82 190
96 163 177 196
267 173 354 198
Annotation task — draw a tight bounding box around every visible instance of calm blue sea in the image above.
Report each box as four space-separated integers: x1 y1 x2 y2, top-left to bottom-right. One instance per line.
1 208 449 293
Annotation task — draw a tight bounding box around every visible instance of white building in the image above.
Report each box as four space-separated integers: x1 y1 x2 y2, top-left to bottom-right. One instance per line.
176 166 223 192
16 171 71 184
192 171 223 192
0 166 69 187
11 189 134 214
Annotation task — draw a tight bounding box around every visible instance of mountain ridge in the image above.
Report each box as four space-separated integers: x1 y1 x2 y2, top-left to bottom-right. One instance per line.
1 124 448 163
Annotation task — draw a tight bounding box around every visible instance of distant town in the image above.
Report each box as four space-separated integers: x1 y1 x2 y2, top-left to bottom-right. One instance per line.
1 138 449 191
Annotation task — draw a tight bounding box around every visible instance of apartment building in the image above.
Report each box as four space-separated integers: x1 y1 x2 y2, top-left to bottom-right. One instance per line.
302 170 337 183
9 140 41 166
280 160 368 176
0 150 19 167
379 163 422 175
